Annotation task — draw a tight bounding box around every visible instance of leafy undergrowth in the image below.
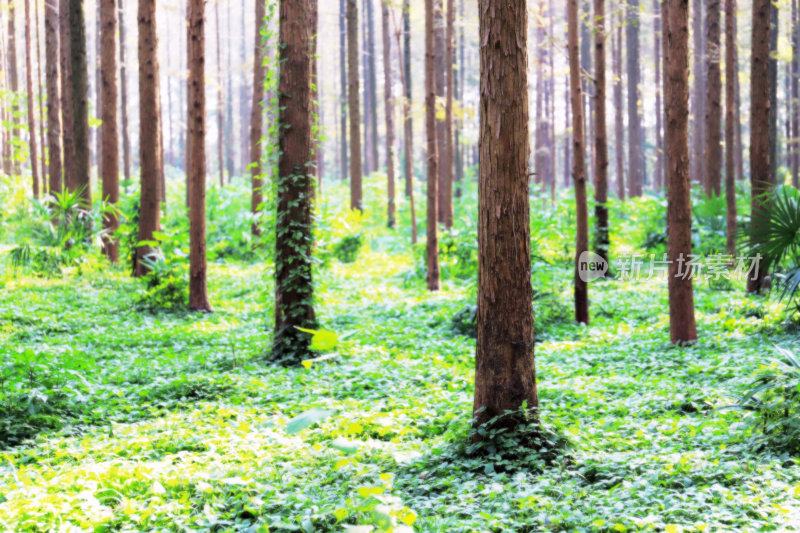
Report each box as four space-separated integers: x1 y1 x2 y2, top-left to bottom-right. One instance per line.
2 248 800 532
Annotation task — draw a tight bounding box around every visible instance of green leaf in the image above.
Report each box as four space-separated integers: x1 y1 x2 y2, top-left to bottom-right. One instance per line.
295 327 339 351
285 407 335 435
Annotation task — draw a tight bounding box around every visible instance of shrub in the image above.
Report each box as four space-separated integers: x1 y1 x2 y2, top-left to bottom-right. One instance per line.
332 233 364 263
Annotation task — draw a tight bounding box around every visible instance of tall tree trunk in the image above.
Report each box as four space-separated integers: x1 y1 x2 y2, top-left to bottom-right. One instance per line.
625 0 643 197
724 0 737 254
273 0 317 362
434 0 450 226
361 0 373 175
580 0 592 187
569 0 589 325
593 0 608 262
188 0 211 311
347 0 363 210
443 0 455 226
474 0 537 430
613 7 625 200
381 2 395 228
24 0 40 197
454 0 465 198
792 0 799 188
748 0 772 292
564 74 571 188
339 0 348 182
45 0 62 195
403 0 412 196
70 0 90 205
119 0 130 186
215 0 224 187
705 0 722 196
34 0 45 185
101 0 119 262
690 0 705 185
224 0 234 179
59 0 75 190
95 0 102 183
366 0 378 173
7 0 21 176
425 0 440 291
768 2 778 186
653 0 664 190
664 0 698 343
0 23 10 177
733 8 743 182
249 0 266 235
135 0 162 276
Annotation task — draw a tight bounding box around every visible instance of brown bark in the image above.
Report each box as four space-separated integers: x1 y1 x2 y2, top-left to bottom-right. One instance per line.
7 0 20 176
0 26 9 176
625 0 642 197
188 0 211 311
663 0 698 344
613 7 625 200
403 0 412 197
434 0 450 226
443 0 455 227
691 0 705 185
381 2 396 228
654 0 664 190
119 0 131 186
425 0 440 291
347 0 363 210
724 0 737 254
339 0 348 182
793 0 799 188
250 0 266 234
704 0 722 196
135 0 162 276
101 0 119 262
215 0 224 188
69 0 91 205
273 0 316 361
767 3 778 186
24 0 40 197
748 0 772 293
473 0 538 429
593 0 608 262
34 0 45 186
366 0 378 175
45 0 62 195
95 1 101 183
568 0 589 325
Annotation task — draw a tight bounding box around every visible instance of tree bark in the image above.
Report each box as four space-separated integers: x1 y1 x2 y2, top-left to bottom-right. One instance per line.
7 0 21 176
119 0 131 187
690 0 705 186
45 0 62 195
569 0 589 325
403 0 413 197
443 0 455 227
593 0 609 263
473 0 538 430
625 0 643 197
347 0 363 210
101 0 119 262
724 0 737 255
24 0 40 198
792 0 799 188
187 0 211 311
381 2 396 228
339 0 348 182
69 0 90 205
654 0 664 190
767 2 778 186
434 0 450 226
613 7 625 200
425 0 440 291
34 0 46 187
250 0 266 235
663 0 698 344
215 0 224 188
273 0 317 362
704 0 722 196
95 0 102 183
135 0 163 276
366 0 378 175
748 0 772 293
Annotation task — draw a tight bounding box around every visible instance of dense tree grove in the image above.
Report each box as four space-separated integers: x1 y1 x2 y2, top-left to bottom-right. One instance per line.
3 0 800 530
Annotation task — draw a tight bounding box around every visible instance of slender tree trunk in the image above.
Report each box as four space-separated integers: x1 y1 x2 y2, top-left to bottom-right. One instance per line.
24 0 40 197
569 0 589 325
454 0 465 197
654 0 664 190
613 7 625 200
625 0 642 197
215 0 224 187
473 0 537 430
0 23 10 177
101 0 119 262
60 0 75 190
593 0 609 262
118 0 130 186
564 74 571 188
224 0 234 179
339 0 348 182
95 0 102 183
768 2 778 186
580 0 592 187
347 0 363 210
381 2 395 228
188 0 211 311
135 0 162 276
748 0 772 292
792 0 799 188
7 0 21 176
392 8 416 243
273 0 317 362
733 9 743 182
70 0 90 205
725 0 737 254
34 0 45 185
705 0 722 196
691 0 705 185
403 0 412 196
425 0 440 291
434 0 450 226
443 0 454 226
366 0 378 173
250 0 266 235
361 0 372 175
45 0 62 195
663 0 697 344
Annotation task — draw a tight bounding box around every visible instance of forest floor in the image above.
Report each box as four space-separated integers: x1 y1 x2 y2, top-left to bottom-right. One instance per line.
2 239 800 532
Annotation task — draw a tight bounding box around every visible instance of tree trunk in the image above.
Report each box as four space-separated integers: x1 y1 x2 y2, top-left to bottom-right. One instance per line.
101 0 119 262
580 0 592 188
339 0 348 182
733 8 743 182
593 0 609 263
568 0 589 325
95 1 102 183
653 0 664 190
250 0 266 235
135 0 162 276
45 0 62 195
443 0 455 227
792 0 799 188
34 0 46 186
24 0 40 198
403 0 413 197
273 0 317 363
768 2 778 186
724 0 737 255
434 0 450 226
224 0 234 179
0 23 10 177
613 7 625 200
748 0 772 293
691 0 705 186
425 0 440 291
564 74 571 189
187 0 211 311
381 2 396 228
119 0 131 187
625 0 642 197
663 0 698 344
473 0 538 430
69 0 90 205
362 0 373 175
7 0 21 176
366 0 378 174
347 0 363 210
215 0 224 187
704 0 722 196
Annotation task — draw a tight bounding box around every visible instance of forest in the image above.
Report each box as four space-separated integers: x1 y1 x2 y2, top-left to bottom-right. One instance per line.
2 0 800 530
